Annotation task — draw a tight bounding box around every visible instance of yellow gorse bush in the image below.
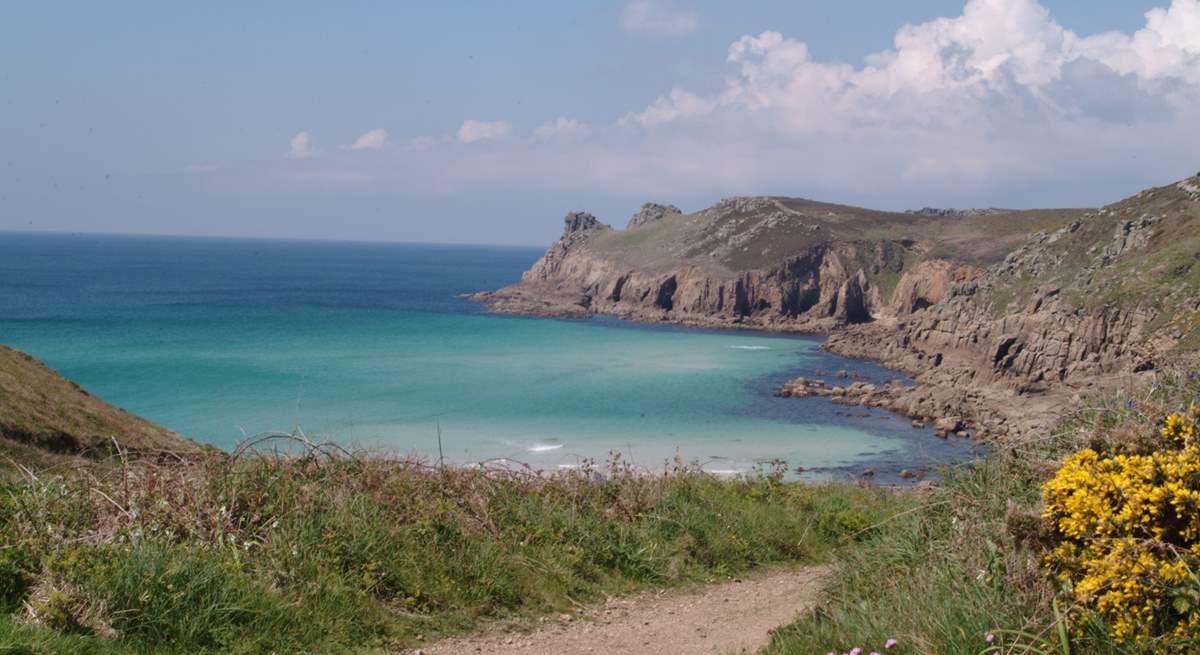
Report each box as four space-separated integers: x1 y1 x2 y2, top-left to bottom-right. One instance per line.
1042 404 1200 645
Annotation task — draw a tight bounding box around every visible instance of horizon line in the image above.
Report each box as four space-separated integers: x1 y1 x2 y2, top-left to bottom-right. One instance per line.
0 227 550 250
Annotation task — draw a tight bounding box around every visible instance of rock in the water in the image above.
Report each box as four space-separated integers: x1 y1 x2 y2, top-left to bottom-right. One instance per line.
934 417 964 433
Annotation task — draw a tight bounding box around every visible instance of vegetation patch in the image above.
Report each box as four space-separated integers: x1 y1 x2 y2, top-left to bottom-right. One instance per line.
766 366 1200 655
0 450 904 654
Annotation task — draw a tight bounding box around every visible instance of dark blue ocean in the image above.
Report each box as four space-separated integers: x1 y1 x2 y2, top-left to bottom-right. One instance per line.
0 231 974 479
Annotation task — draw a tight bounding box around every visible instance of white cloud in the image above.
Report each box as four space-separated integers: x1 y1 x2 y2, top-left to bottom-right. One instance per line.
533 117 591 141
344 128 390 151
274 1 1200 210
622 0 698 37
457 119 513 143
284 131 316 159
1071 0 1200 82
621 86 716 127
606 0 1200 193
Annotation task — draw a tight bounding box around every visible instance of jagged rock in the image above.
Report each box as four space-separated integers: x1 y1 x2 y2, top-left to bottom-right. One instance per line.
891 260 985 315
626 203 683 230
562 211 609 238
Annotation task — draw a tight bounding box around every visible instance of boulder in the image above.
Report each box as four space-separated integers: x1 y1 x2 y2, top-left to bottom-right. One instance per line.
934 416 964 433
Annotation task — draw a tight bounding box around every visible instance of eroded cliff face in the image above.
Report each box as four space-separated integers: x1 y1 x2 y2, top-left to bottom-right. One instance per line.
823 178 1200 439
479 208 973 330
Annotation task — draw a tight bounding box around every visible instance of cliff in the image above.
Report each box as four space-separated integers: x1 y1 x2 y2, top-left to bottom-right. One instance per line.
824 176 1200 439
476 175 1200 440
474 196 1080 329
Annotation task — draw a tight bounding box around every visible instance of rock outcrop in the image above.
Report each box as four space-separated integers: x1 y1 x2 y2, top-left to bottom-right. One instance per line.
626 203 682 230
822 176 1200 440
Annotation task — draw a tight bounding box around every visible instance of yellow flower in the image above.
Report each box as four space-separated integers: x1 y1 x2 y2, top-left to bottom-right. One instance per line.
1042 413 1200 647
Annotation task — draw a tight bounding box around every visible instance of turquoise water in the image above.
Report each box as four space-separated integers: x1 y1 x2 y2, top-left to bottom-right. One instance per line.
0 232 974 479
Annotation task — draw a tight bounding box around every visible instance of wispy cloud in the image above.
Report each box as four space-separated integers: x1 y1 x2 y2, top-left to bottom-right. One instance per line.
457 119 512 144
344 128 390 151
532 117 591 141
622 0 698 37
284 131 316 159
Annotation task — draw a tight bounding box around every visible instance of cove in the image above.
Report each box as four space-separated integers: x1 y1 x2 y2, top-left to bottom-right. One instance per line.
0 232 976 481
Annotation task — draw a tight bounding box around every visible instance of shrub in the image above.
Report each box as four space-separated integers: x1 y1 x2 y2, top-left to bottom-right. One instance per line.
1042 405 1200 647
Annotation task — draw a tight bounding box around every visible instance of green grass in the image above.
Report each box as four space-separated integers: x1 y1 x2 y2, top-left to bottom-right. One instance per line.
0 450 906 654
764 365 1200 655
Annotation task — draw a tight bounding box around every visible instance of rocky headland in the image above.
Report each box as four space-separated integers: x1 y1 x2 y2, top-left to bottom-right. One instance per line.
473 176 1200 443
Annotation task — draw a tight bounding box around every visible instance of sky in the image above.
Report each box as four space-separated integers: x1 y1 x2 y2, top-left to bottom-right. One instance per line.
2 1 1198 246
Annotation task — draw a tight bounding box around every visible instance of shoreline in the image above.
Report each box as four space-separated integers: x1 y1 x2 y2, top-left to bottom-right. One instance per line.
469 290 1081 447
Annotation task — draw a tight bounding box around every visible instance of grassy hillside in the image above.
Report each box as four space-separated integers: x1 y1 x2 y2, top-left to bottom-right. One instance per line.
0 345 200 465
982 175 1200 344
587 196 1086 277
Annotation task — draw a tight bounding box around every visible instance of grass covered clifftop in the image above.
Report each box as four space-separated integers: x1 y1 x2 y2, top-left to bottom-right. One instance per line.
0 345 201 472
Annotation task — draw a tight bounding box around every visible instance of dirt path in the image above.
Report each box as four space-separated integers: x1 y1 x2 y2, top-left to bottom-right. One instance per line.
414 565 830 655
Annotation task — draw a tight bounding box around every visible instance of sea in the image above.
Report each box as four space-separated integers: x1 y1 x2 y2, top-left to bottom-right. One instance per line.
0 232 977 481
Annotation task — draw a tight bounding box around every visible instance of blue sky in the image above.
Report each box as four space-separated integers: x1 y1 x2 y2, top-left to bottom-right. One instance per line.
2 1 1198 245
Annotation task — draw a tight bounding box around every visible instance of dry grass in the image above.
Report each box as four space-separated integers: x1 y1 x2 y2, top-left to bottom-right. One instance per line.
0 345 200 457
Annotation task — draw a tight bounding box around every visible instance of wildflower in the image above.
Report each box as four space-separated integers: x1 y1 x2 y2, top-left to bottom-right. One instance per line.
986 633 995 643
885 638 898 649
849 649 862 655
1187 371 1197 379
1043 413 1200 645
1125 398 1138 410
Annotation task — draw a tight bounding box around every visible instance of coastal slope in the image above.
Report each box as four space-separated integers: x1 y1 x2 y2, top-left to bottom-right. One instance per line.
476 175 1200 439
0 344 200 465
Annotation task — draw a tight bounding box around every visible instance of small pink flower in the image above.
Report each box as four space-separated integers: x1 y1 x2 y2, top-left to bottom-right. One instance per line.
850 649 862 655
986 633 995 643
885 638 898 649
